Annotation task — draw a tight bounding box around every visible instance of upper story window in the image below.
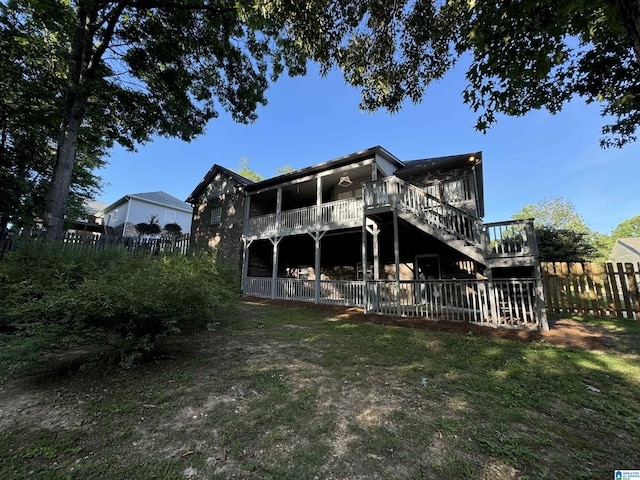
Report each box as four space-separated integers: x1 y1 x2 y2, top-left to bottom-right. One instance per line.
425 176 473 204
165 210 176 222
210 205 222 225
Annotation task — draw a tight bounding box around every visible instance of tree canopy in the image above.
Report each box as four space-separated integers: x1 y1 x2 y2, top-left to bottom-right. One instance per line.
6 0 640 239
611 214 640 239
513 197 602 261
0 2 104 233
513 197 591 232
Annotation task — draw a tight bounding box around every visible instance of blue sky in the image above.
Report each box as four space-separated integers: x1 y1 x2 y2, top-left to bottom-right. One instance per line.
96 62 640 234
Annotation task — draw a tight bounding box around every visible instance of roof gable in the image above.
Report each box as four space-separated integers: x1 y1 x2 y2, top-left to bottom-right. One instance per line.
101 191 191 215
187 164 253 204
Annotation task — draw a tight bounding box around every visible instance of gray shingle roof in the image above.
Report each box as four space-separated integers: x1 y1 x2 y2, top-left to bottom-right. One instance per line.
127 191 192 212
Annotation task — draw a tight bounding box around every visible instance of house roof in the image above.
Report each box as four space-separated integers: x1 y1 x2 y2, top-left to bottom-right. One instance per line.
394 151 484 217
186 164 254 204
101 191 192 215
84 201 109 215
615 237 640 256
394 152 482 175
243 146 403 193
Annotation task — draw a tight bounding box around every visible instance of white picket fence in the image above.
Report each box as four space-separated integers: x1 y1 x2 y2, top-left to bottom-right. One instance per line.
244 277 545 330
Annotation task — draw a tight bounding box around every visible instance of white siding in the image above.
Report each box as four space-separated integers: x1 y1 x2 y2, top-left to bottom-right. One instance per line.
108 198 192 234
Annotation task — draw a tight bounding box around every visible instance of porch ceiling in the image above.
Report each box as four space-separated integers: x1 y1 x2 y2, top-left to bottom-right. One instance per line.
252 163 373 203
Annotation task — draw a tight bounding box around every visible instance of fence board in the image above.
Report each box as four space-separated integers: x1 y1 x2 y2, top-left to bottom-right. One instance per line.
1 230 192 258
541 261 640 319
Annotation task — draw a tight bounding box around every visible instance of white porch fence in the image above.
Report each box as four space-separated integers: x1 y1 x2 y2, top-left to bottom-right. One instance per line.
244 277 545 330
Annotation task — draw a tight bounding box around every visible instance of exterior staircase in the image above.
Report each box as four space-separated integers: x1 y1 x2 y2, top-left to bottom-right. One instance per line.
363 176 538 269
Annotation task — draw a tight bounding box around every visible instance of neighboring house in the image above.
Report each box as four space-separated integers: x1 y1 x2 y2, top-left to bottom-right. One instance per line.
609 237 640 265
187 146 547 330
99 191 192 238
68 200 109 235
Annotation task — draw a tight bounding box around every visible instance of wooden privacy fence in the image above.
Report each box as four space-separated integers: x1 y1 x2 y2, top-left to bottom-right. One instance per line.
541 262 640 319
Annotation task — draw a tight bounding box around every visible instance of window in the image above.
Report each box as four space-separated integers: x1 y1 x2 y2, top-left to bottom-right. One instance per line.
165 210 176 222
210 205 222 225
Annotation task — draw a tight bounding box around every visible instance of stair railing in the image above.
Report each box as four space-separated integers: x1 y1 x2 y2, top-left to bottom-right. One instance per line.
364 176 484 248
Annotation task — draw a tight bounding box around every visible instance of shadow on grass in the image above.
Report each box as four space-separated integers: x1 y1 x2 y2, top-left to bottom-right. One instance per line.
1 300 639 479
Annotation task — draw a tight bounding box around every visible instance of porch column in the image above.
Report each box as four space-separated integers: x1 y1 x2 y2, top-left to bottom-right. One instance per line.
309 231 326 304
393 210 401 315
316 177 322 206
241 237 253 294
365 218 380 280
269 236 282 300
362 211 369 312
276 187 282 230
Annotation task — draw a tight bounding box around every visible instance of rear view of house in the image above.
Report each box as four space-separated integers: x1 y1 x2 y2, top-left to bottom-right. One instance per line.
188 146 548 331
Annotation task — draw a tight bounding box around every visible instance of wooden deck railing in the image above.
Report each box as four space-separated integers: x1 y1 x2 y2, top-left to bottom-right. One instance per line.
483 219 537 259
363 176 483 246
243 176 538 266
243 277 546 330
244 197 363 237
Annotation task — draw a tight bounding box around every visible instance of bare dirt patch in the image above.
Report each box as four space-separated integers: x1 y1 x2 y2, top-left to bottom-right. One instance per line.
244 297 618 351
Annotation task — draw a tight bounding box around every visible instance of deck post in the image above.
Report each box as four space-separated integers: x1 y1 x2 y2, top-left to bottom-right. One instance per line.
269 236 281 300
393 209 401 316
533 261 549 331
310 231 326 304
275 187 282 231
241 238 253 294
366 218 380 280
362 211 369 312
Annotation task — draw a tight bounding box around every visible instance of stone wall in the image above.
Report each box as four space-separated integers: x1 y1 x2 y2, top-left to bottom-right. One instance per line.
190 172 246 274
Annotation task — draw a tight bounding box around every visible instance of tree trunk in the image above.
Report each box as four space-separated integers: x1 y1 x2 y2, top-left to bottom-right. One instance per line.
617 0 640 64
43 8 95 240
44 98 87 240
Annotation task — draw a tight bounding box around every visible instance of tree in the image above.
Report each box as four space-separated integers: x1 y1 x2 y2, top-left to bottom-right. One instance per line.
163 222 182 237
16 0 640 240
513 197 600 261
234 157 265 182
7 0 310 240
0 3 104 233
275 165 295 175
611 214 640 238
534 226 596 262
272 0 640 148
513 197 590 232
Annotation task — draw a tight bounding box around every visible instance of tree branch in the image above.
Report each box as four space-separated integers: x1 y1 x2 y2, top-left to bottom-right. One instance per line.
86 2 126 77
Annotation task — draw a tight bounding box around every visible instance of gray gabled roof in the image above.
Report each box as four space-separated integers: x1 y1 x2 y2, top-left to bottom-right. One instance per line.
101 191 192 214
186 164 254 204
618 237 640 255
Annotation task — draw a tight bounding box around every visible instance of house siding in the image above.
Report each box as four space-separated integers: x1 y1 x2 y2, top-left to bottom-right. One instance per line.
103 198 191 238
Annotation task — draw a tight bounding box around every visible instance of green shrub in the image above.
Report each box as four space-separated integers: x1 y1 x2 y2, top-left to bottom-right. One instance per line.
0 242 237 375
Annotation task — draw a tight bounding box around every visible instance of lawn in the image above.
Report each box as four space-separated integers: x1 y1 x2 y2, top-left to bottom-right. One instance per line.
1 300 639 479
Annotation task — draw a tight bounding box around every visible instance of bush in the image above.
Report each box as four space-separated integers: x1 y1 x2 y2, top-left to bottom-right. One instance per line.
0 242 237 375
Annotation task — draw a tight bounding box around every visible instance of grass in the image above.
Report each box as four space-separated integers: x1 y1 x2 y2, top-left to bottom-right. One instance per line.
1 300 639 479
